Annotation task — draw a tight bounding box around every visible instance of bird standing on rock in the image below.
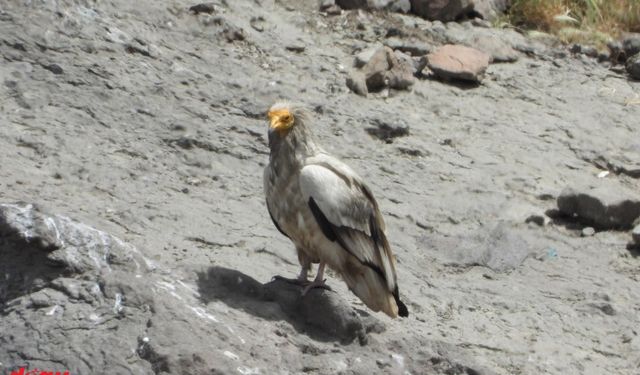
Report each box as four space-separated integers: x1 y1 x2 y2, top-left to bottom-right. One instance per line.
263 101 408 318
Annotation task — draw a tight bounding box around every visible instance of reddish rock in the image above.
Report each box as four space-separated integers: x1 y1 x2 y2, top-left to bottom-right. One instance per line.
426 44 490 82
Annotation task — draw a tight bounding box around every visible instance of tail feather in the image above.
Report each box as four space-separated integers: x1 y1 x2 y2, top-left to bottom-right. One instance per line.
341 264 408 318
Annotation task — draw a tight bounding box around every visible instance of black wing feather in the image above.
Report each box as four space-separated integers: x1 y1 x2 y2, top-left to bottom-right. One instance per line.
267 205 289 239
309 197 409 317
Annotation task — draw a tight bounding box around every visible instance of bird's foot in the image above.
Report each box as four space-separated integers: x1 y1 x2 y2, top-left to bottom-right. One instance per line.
272 275 310 286
301 279 332 296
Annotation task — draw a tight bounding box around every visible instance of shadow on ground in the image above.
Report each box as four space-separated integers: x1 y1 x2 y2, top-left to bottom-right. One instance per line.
196 266 385 344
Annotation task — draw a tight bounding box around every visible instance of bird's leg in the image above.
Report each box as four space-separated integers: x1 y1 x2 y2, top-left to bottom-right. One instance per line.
272 257 311 286
301 262 332 295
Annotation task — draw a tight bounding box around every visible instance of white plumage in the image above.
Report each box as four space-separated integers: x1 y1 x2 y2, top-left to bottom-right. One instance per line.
264 102 408 318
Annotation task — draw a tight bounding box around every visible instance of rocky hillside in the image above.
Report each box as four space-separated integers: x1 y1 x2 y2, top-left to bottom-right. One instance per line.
1 0 639 374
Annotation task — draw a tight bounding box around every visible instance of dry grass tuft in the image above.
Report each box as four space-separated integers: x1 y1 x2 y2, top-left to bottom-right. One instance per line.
507 0 640 46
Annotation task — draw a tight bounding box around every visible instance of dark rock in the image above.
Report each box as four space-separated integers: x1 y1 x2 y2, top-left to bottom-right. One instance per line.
222 24 246 42
366 118 409 143
43 63 63 75
410 0 473 22
189 3 218 14
337 0 367 8
557 186 640 229
597 52 610 63
586 302 616 316
286 42 306 53
627 53 640 80
525 214 545 226
608 40 625 63
622 33 640 58
426 44 490 82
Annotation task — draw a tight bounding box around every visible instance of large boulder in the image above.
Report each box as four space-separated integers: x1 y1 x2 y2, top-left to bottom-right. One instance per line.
426 44 490 82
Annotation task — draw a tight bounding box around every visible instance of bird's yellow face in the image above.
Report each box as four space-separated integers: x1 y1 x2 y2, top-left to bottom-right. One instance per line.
267 108 294 135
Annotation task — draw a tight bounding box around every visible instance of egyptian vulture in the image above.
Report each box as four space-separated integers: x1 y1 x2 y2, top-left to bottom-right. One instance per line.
263 101 408 318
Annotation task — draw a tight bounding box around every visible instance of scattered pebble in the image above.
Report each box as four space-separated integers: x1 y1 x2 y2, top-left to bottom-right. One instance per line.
189 3 218 14
286 42 306 53
43 63 63 74
525 214 545 226
581 227 595 237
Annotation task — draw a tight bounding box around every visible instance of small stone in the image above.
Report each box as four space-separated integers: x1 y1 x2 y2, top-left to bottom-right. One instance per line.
189 3 217 14
570 43 585 55
286 42 306 53
426 44 490 83
223 25 246 42
43 63 63 74
581 227 596 237
366 119 409 143
250 17 267 32
525 215 545 226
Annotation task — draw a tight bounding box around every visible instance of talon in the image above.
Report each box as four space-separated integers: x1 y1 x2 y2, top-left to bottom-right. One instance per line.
272 275 310 286
301 280 332 296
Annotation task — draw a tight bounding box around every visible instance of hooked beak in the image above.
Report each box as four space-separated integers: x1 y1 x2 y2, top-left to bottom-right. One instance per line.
267 109 294 135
